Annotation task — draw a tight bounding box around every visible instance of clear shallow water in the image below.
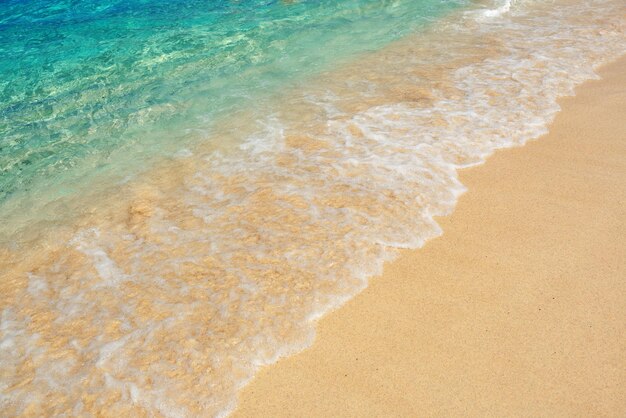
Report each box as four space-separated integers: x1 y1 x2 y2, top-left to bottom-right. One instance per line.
0 0 462 219
1 0 625 416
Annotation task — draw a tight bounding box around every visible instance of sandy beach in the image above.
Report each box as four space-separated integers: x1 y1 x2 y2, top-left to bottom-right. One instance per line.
232 57 626 417
1 0 624 415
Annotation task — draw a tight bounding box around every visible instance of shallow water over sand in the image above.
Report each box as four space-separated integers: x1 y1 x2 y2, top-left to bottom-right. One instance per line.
1 0 625 416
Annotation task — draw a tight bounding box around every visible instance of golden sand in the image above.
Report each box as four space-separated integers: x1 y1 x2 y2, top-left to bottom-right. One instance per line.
1 2 623 415
232 57 626 417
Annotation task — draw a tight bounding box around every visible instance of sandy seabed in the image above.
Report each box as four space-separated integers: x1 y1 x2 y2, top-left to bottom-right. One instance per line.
232 56 626 417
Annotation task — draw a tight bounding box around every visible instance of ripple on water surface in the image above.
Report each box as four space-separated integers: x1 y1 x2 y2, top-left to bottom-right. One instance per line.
1 0 625 416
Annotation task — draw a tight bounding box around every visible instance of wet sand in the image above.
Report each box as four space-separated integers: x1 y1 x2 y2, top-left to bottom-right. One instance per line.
232 56 626 417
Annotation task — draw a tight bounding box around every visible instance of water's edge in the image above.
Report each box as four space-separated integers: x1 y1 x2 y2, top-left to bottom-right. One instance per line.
1 0 625 417
227 52 626 418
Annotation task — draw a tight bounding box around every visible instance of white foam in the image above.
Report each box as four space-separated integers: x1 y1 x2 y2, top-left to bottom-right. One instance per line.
71 228 130 287
2 0 625 417
480 0 514 18
27 273 49 295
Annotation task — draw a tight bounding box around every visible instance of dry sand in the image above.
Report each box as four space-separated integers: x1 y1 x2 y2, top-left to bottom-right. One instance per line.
232 56 626 417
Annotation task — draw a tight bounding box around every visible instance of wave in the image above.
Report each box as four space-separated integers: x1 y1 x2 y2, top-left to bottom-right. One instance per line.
1 0 624 416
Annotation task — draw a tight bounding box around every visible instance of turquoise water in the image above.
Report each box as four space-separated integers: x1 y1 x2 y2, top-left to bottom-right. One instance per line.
1 0 625 416
0 0 463 211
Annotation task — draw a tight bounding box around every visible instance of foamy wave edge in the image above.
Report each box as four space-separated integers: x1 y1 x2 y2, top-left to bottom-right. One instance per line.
1 0 625 417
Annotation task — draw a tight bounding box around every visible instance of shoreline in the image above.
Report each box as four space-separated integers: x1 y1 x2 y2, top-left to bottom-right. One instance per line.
1 1 623 414
232 56 626 417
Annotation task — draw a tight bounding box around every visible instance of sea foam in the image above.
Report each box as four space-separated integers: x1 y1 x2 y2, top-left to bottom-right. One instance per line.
1 0 625 416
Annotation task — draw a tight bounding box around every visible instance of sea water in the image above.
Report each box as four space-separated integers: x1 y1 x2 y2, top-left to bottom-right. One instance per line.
0 0 463 231
1 0 624 416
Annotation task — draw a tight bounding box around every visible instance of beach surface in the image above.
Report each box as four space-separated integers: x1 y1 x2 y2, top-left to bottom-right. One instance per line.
232 57 626 417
